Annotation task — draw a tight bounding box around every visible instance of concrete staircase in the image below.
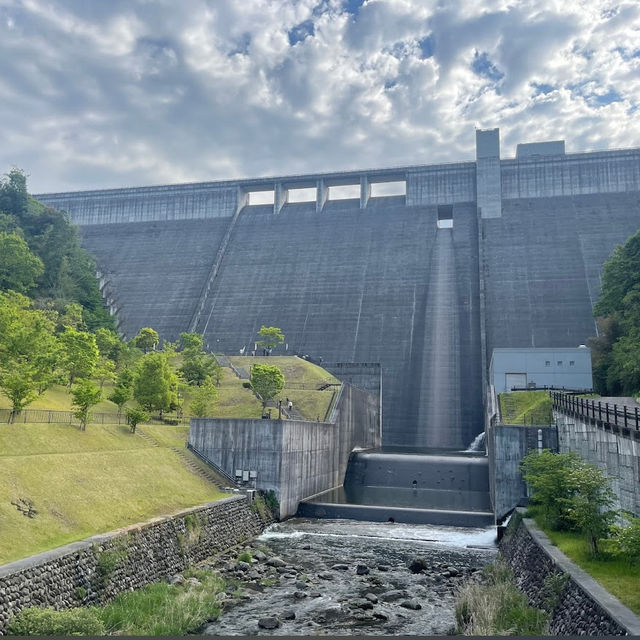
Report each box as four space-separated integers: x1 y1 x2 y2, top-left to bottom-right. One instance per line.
137 427 232 492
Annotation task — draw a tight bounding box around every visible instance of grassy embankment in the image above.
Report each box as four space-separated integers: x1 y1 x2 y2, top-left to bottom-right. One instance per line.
540 522 640 615
499 390 553 425
0 356 340 422
0 356 340 564
0 421 226 565
227 356 340 421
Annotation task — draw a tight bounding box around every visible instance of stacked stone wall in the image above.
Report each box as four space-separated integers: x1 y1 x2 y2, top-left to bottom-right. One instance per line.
500 514 640 636
0 495 270 635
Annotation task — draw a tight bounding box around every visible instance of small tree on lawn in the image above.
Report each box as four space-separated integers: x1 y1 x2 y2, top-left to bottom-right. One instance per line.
109 384 131 418
126 406 149 434
59 327 99 387
71 379 102 431
133 352 177 416
190 378 218 417
134 327 159 353
250 364 284 409
520 449 582 530
256 326 284 355
564 462 617 554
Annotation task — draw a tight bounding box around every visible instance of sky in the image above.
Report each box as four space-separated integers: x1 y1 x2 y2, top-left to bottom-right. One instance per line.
0 0 638 193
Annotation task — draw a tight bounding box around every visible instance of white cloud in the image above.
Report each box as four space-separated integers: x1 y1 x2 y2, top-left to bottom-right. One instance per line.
0 0 638 192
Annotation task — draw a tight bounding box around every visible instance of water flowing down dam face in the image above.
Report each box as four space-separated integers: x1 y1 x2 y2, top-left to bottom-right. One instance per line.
420 229 461 449
202 518 496 636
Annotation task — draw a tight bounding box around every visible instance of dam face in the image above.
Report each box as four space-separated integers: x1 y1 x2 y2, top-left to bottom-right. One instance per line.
36 130 640 450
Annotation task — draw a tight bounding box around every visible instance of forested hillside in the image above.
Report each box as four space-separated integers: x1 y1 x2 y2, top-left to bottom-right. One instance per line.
590 228 640 396
0 169 113 330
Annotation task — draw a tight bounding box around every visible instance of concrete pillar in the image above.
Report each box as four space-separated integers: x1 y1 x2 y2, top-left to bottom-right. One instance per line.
316 179 328 213
274 183 288 215
236 187 249 215
476 128 502 219
360 176 370 209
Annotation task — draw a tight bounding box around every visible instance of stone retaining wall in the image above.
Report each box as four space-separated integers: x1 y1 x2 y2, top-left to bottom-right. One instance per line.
500 513 640 636
0 495 270 635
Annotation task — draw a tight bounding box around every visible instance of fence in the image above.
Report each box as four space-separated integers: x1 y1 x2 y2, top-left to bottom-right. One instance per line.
0 408 189 426
551 391 640 435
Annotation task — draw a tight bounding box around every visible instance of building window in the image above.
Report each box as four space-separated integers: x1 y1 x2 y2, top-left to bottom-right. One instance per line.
557 361 563 366
545 361 551 366
569 360 575 366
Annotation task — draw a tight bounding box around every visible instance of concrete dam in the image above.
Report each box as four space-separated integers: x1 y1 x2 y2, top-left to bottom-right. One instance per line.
36 129 640 464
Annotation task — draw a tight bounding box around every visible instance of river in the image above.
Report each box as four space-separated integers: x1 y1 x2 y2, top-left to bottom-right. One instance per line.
202 517 497 636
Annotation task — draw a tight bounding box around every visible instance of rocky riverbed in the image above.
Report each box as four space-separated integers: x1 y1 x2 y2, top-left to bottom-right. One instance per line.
200 518 497 636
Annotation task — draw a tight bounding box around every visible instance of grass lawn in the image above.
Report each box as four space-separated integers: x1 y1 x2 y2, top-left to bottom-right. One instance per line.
0 422 227 564
0 382 121 414
499 390 553 425
540 523 640 615
227 356 340 420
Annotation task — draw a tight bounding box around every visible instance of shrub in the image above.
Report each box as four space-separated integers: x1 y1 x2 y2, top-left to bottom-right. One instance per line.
455 560 548 636
8 606 105 636
611 514 640 564
237 550 253 563
521 449 617 553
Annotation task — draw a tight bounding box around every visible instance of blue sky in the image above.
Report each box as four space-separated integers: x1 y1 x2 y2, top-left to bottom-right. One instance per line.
0 0 638 192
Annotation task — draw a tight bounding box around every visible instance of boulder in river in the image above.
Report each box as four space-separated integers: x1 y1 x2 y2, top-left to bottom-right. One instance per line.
258 617 280 629
356 564 370 575
408 557 429 573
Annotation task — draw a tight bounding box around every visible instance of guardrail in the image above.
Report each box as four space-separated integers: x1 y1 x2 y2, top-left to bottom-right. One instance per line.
510 385 594 394
551 391 640 435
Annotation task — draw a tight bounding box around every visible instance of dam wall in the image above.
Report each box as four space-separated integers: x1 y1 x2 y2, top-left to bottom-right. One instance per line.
189 382 381 518
35 130 640 450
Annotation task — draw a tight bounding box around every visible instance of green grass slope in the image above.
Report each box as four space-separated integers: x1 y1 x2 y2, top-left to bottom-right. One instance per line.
0 423 226 564
499 390 553 425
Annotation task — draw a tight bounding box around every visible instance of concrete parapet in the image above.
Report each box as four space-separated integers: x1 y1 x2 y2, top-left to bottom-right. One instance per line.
189 382 381 518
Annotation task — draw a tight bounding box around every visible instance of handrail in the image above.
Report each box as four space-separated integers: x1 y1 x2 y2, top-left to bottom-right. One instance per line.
186 442 239 487
550 391 640 434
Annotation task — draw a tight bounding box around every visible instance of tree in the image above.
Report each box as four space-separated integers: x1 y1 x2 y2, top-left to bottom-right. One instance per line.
563 464 616 554
59 327 99 386
521 449 617 554
250 364 284 408
520 449 582 530
94 356 116 388
190 378 218 417
0 231 44 292
592 229 640 394
0 291 59 420
180 332 203 353
256 326 284 355
126 406 149 433
108 368 134 417
109 384 131 418
133 352 178 414
94 328 121 361
71 379 102 431
134 327 159 353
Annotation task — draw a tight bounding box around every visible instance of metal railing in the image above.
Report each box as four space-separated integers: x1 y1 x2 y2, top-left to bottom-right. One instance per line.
0 408 189 426
551 391 640 434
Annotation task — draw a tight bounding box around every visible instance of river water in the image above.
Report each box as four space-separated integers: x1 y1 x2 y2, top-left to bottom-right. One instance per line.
202 518 497 636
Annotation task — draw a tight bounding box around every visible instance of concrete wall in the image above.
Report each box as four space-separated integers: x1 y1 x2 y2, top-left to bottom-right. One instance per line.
0 495 270 635
555 409 640 517
489 347 592 393
501 514 640 636
501 149 640 199
189 382 381 518
487 423 558 521
33 132 640 451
